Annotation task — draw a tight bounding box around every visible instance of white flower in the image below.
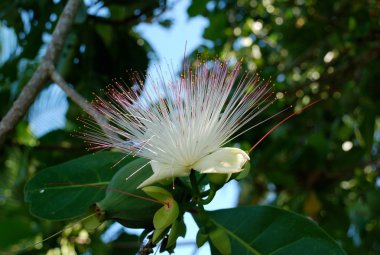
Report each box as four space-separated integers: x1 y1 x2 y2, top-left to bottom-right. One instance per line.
83 60 273 188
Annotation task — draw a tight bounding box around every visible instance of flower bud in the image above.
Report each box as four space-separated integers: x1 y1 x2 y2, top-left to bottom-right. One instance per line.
207 173 232 185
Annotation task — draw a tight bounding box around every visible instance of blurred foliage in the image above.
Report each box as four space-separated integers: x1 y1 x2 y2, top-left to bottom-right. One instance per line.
0 0 379 254
0 0 167 254
187 0 380 254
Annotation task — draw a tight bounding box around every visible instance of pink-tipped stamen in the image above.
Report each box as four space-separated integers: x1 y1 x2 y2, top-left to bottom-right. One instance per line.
249 99 321 153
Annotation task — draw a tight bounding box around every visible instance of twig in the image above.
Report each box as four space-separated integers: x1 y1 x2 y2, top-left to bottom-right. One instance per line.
0 0 82 146
47 63 110 132
138 239 155 255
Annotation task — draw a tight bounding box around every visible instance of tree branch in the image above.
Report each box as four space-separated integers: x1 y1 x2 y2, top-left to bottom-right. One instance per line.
0 0 82 146
138 239 155 255
47 63 109 132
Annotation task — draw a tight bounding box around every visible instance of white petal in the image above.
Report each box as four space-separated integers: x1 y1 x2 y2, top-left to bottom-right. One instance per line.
192 147 250 174
137 161 190 188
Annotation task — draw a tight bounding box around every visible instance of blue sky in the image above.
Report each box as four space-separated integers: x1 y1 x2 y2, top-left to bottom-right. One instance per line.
136 0 208 70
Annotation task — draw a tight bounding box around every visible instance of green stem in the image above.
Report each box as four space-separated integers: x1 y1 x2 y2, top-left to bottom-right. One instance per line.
199 185 217 205
200 189 210 197
188 170 213 237
189 170 200 198
198 174 207 184
189 170 218 205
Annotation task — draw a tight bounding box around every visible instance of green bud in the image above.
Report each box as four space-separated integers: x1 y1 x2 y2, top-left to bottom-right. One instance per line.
153 199 179 230
232 161 250 180
142 186 173 202
158 178 173 186
207 173 232 185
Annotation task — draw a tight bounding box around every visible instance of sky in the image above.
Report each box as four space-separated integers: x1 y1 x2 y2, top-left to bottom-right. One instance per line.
136 0 207 70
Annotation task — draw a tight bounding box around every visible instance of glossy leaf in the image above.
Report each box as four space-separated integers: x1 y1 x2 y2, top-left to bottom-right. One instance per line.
206 206 347 255
24 152 126 220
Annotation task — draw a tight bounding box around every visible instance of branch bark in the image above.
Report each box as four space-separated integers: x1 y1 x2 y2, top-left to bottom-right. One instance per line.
47 64 110 133
0 0 82 146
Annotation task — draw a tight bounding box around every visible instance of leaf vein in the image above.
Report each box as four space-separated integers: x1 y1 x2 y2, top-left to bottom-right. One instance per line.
268 237 307 255
210 218 262 255
28 181 110 192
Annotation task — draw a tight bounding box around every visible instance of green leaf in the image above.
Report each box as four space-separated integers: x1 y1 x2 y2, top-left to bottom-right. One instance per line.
96 158 162 229
196 229 208 247
205 206 347 255
167 218 187 248
187 0 207 17
0 216 35 249
24 152 127 221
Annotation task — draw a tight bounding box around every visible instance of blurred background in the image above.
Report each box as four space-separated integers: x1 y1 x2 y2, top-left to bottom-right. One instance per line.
1 0 380 254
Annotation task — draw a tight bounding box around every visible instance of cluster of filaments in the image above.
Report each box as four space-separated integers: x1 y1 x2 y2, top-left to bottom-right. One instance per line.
82 61 273 167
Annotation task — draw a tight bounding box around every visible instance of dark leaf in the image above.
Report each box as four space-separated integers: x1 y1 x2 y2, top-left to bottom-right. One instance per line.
206 206 347 255
24 152 127 220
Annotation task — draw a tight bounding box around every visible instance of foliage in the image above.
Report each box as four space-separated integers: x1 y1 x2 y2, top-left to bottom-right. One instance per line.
206 206 345 255
23 153 346 254
24 152 126 220
0 0 165 253
187 0 380 254
0 0 379 254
